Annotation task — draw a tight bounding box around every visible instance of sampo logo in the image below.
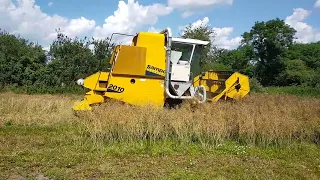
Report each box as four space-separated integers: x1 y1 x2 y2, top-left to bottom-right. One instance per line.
147 65 165 75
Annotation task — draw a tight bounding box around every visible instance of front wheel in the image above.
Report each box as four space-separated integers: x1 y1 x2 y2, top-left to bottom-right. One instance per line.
164 98 183 109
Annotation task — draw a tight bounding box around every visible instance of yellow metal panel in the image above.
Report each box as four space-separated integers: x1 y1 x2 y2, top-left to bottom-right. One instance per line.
112 45 147 76
193 71 250 102
83 71 109 91
72 90 105 111
224 72 250 100
193 71 228 99
104 74 165 107
135 32 166 77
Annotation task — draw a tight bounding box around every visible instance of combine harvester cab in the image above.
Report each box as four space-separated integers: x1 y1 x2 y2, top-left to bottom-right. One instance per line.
72 28 250 111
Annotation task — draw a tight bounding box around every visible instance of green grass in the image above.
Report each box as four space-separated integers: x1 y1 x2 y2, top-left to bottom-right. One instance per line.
265 86 320 97
1 123 320 179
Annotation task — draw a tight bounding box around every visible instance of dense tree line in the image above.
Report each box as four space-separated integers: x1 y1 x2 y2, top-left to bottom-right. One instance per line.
181 18 320 88
0 18 319 94
0 28 115 93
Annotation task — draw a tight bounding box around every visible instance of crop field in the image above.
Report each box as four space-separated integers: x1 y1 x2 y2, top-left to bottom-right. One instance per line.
1 92 320 179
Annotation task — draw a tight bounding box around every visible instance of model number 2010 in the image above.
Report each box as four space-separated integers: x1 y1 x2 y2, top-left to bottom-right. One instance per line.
107 84 124 93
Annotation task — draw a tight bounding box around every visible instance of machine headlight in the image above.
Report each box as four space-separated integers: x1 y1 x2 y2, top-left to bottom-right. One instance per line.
77 78 84 86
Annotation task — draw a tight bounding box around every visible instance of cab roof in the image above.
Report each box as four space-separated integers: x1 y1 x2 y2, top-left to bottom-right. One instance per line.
172 37 209 46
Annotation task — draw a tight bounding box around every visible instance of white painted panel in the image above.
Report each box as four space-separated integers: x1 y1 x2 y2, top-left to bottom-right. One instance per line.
171 51 182 64
171 64 190 82
172 37 209 45
171 82 192 97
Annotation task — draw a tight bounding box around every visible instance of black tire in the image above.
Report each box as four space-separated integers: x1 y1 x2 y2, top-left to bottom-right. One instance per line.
164 98 183 109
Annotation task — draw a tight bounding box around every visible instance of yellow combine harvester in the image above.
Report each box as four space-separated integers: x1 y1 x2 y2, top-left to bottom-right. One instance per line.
73 28 250 111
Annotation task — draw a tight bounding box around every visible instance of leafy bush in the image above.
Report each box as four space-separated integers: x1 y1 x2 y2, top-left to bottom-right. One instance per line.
265 86 320 97
0 84 85 95
249 78 265 93
0 28 115 94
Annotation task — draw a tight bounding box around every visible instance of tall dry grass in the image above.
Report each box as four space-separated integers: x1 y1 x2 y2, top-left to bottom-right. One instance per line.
0 92 78 125
1 92 319 146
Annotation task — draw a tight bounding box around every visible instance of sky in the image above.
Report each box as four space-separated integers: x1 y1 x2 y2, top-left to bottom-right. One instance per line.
1 0 320 50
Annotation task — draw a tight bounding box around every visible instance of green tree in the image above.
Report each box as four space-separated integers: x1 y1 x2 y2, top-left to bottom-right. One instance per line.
0 27 116 93
91 37 116 71
241 18 297 86
279 41 320 87
179 22 219 75
47 30 96 85
215 45 255 76
46 29 116 86
181 23 215 43
0 29 46 87
278 59 316 86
